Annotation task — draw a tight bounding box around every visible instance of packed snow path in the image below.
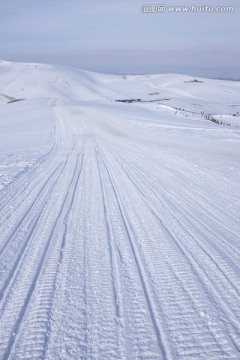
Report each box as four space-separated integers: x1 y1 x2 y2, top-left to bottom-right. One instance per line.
0 62 240 359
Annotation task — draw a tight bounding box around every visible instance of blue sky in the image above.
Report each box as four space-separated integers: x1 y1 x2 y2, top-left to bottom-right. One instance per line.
0 0 239 77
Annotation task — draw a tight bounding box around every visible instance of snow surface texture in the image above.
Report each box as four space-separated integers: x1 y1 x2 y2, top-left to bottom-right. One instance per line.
0 60 240 359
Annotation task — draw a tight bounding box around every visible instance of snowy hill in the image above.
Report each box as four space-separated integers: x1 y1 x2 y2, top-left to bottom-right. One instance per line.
0 61 240 359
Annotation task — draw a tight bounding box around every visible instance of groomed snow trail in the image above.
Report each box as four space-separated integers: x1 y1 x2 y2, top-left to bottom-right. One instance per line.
0 65 240 359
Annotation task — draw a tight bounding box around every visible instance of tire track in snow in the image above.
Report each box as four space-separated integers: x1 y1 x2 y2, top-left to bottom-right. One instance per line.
95 144 127 359
95 149 168 359
44 158 89 359
97 150 170 360
0 158 69 325
45 140 125 359
11 149 84 359
108 142 240 271
0 108 84 358
0 148 83 359
0 158 67 260
76 142 124 359
0 108 72 293
97 144 239 359
119 146 240 274
116 141 240 224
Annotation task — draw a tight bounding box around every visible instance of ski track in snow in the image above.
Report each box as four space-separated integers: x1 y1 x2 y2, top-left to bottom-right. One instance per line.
0 63 240 359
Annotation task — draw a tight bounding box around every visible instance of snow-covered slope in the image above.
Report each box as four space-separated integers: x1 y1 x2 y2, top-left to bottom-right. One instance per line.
0 60 240 359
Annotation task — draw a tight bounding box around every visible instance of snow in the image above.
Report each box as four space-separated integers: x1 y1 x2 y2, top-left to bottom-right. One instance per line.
0 60 240 359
